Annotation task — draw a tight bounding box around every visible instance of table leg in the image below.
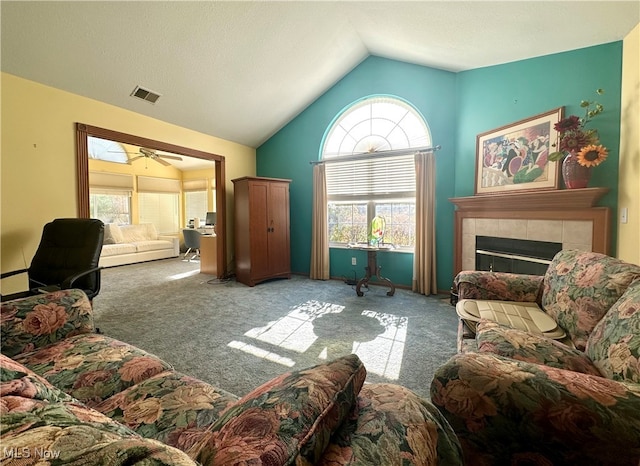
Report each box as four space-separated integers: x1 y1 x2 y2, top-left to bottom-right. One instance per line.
355 264 371 296
355 250 395 297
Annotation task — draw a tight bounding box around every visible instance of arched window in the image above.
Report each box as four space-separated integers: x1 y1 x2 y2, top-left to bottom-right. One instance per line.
88 136 129 164
321 96 431 248
87 137 132 224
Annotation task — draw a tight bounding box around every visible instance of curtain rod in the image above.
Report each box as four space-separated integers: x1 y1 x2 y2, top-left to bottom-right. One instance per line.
309 145 441 165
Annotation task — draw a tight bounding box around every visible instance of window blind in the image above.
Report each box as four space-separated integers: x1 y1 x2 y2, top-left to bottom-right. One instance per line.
89 172 133 190
182 179 207 192
138 192 179 234
90 188 132 196
185 191 208 221
325 154 415 198
137 176 180 193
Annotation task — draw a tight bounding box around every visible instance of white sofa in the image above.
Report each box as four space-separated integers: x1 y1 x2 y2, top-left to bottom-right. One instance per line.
99 223 179 267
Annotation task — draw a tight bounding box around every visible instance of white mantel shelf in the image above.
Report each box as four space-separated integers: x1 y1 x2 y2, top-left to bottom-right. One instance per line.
449 187 609 211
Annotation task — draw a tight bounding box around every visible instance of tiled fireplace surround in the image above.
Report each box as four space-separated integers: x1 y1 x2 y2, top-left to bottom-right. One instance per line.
451 188 611 275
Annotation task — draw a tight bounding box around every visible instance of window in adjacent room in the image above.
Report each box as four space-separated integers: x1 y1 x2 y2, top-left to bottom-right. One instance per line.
184 190 207 225
138 176 180 234
183 179 208 225
89 172 133 224
138 192 179 234
90 190 131 225
321 95 431 249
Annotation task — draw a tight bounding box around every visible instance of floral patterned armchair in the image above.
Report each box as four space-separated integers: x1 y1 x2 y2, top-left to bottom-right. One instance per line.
431 249 640 465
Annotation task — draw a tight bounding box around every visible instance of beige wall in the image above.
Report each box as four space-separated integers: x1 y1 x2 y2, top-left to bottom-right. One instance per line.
618 23 640 264
1 73 256 294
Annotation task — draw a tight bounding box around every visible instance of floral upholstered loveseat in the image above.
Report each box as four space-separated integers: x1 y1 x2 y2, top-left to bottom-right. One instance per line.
431 249 640 465
1 290 462 465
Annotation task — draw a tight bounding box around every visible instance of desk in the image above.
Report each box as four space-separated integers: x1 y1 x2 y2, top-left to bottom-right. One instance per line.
349 244 396 297
200 235 217 275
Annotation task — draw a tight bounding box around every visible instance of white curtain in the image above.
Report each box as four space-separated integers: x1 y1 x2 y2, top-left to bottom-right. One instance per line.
310 163 329 279
412 152 437 294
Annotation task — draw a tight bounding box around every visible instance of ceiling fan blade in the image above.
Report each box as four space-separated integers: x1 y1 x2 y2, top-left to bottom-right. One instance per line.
154 157 172 167
127 155 145 164
158 154 183 161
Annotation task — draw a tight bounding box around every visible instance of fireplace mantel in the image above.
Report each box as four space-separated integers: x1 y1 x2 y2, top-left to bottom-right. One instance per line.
450 188 611 276
449 187 609 211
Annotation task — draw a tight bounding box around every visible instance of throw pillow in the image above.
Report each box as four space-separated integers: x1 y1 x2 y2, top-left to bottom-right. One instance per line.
586 279 640 383
144 223 159 240
191 354 366 466
103 223 124 245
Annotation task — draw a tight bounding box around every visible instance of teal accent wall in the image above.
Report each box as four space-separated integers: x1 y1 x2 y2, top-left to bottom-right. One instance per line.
257 43 623 291
257 56 457 290
455 42 622 251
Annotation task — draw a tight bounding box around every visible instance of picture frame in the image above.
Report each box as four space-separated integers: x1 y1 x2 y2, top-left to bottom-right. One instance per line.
475 107 563 195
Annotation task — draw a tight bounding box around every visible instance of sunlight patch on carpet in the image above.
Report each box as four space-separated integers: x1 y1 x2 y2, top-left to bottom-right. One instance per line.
166 269 201 280
353 310 407 380
234 300 407 380
244 300 344 353
228 340 296 367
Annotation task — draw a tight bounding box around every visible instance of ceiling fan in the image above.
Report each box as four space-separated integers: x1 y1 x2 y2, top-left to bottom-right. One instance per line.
128 148 183 166
110 147 183 166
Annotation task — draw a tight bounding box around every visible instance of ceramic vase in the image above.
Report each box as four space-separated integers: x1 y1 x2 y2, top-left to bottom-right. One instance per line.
562 151 591 189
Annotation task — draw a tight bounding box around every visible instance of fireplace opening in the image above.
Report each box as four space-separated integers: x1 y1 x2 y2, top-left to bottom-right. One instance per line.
475 236 562 275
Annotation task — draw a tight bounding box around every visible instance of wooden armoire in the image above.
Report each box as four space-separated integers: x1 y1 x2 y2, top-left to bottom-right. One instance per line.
232 177 291 286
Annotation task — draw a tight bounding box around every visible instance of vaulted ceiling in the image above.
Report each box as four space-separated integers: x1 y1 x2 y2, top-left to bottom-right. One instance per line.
2 1 638 148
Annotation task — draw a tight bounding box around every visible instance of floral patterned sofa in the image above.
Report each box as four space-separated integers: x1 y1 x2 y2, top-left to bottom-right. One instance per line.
1 289 462 465
431 249 640 465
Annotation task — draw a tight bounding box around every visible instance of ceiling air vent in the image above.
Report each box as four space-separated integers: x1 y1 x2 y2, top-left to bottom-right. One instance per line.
130 86 161 104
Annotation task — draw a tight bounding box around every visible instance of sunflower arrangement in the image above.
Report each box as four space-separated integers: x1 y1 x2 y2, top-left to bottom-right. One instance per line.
549 89 609 167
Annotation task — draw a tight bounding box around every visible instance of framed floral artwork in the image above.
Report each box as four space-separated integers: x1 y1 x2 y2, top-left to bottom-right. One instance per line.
475 107 563 195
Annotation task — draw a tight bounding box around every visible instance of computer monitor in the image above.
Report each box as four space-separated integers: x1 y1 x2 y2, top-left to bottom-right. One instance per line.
205 211 217 226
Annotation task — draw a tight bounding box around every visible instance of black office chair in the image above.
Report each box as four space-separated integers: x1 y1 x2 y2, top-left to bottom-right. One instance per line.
1 218 105 302
182 228 201 261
